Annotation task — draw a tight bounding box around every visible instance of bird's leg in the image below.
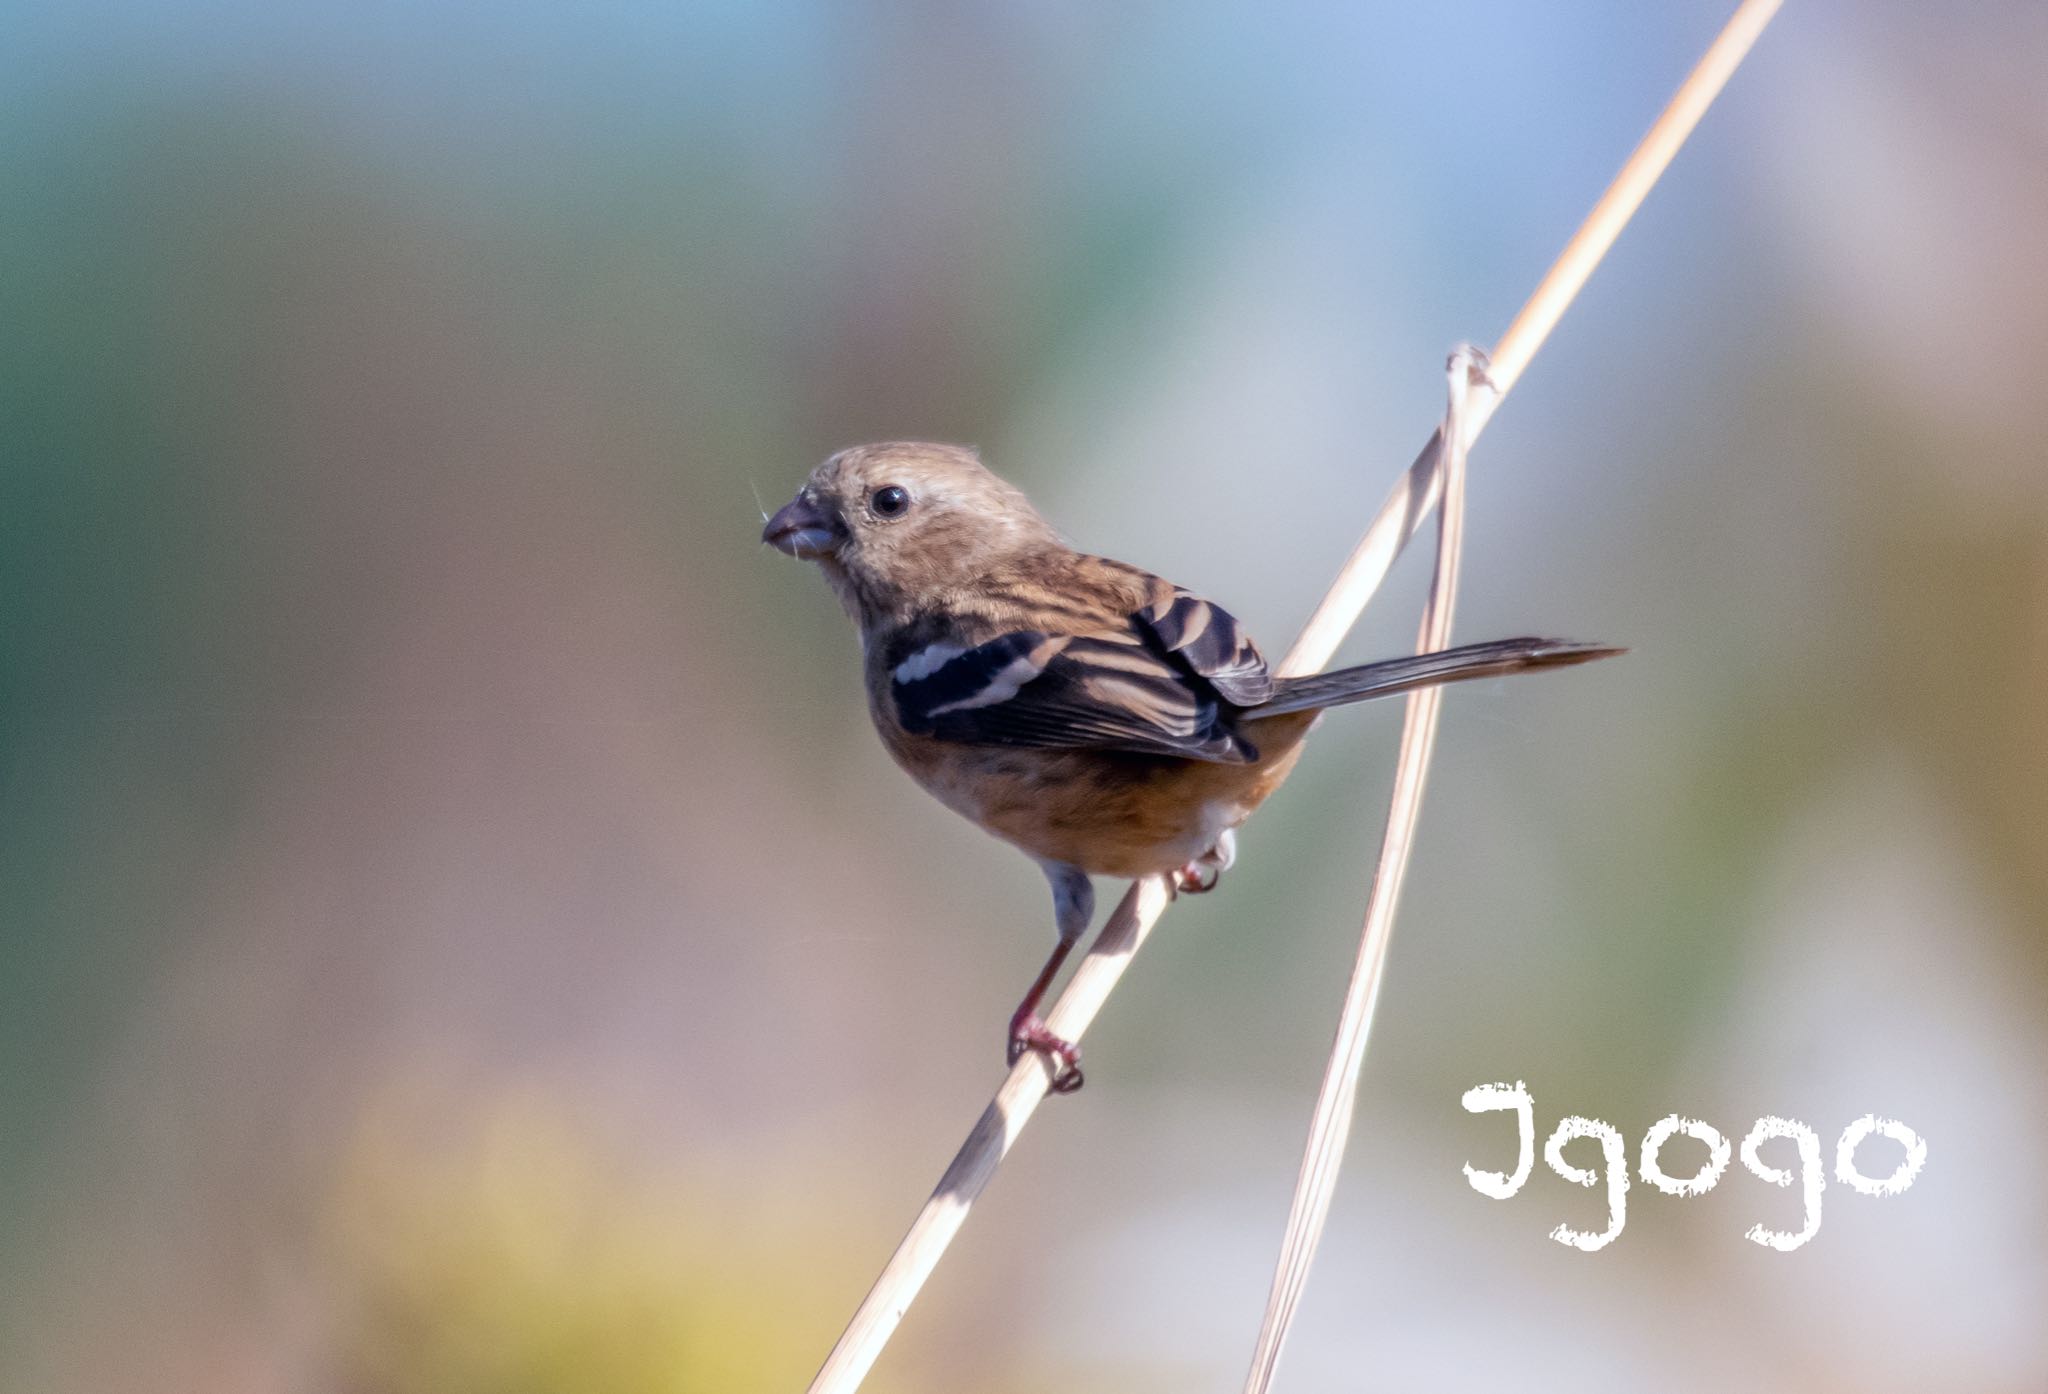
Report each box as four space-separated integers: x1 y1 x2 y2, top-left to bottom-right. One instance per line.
1171 828 1236 896
1007 941 1084 1093
1008 863 1094 1093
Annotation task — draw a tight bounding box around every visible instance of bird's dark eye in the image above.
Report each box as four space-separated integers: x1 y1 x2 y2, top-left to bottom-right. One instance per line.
870 485 910 518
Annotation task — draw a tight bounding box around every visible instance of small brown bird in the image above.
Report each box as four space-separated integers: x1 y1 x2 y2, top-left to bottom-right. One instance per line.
765 442 1617 1089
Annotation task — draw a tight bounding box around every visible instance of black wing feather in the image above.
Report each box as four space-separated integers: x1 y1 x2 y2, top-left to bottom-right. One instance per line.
1138 588 1274 705
893 631 1057 732
892 629 1258 763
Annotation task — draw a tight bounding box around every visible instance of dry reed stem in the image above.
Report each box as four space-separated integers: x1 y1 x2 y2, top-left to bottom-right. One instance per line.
1241 351 1479 1392
807 5 1779 1390
1245 3 1780 1386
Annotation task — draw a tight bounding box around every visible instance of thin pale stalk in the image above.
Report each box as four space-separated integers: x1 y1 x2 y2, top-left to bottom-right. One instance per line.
1284 0 1782 676
1241 354 1479 1392
1244 1 1781 1385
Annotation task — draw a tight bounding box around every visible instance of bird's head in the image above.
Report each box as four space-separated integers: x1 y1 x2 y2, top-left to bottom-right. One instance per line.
763 442 1062 622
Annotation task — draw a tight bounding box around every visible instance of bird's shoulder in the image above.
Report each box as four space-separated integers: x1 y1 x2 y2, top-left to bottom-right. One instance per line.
974 550 1162 636
862 553 1143 662
983 552 1277 708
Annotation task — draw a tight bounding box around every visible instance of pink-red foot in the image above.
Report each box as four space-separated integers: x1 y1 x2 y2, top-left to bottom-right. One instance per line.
1008 1013 1084 1093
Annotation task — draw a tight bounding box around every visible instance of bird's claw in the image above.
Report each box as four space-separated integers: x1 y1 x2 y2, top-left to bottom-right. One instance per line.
1168 829 1235 897
1008 1014 1084 1093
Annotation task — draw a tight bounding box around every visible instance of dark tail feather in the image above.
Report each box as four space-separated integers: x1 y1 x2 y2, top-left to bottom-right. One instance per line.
1252 638 1623 718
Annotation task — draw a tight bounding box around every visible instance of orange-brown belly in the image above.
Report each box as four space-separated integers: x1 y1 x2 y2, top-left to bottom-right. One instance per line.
879 711 1316 878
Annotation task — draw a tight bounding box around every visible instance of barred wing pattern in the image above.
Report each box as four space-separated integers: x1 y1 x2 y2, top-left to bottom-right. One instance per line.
1137 586 1273 705
891 622 1259 764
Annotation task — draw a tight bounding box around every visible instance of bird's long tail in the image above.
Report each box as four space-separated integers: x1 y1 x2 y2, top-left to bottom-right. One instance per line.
1251 638 1623 718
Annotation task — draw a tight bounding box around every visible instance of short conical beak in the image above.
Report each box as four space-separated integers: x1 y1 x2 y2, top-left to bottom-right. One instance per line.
762 494 841 559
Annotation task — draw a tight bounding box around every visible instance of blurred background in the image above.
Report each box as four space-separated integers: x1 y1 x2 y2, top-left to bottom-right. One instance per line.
4 1 2044 1390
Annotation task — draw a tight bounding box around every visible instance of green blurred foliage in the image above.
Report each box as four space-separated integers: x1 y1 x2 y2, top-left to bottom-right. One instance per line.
320 1088 859 1394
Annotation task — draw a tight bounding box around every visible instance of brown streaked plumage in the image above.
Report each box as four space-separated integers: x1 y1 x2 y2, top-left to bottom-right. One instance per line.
764 441 1619 1089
